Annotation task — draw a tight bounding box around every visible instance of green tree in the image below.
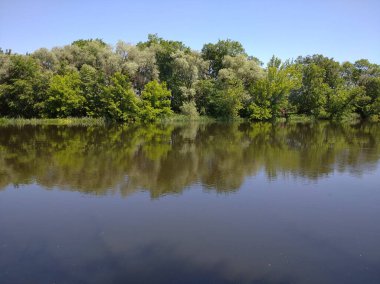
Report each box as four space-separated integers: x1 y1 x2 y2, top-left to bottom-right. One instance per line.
140 80 173 121
170 50 208 112
290 55 364 119
357 77 380 118
45 71 85 117
290 63 328 117
209 78 246 119
102 72 141 122
247 57 301 120
0 55 48 118
194 79 217 115
219 54 263 88
79 64 106 117
137 34 190 84
52 39 120 77
201 39 246 77
348 60 380 118
32 48 58 72
116 41 159 95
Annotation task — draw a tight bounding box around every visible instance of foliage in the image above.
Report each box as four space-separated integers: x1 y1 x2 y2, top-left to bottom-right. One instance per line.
116 41 159 94
247 57 301 120
102 72 141 122
209 78 246 119
169 50 208 111
138 34 190 85
140 80 173 121
79 64 105 117
180 100 199 117
45 71 85 117
290 63 330 117
201 39 246 77
0 55 49 118
0 36 379 122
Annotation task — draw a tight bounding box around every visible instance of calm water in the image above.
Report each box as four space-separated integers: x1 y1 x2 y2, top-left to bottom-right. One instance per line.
0 122 380 284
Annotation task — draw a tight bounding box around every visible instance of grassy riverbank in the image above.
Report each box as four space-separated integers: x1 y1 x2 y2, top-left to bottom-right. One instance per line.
0 117 107 126
0 116 214 126
0 113 376 126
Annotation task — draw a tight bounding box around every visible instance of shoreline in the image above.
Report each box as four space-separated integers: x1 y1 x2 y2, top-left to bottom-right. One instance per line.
0 114 375 126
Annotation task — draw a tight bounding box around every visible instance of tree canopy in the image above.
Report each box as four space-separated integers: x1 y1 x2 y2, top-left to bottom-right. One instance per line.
1 36 379 121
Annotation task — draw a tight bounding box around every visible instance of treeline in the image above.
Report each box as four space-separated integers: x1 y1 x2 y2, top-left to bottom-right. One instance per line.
0 35 379 121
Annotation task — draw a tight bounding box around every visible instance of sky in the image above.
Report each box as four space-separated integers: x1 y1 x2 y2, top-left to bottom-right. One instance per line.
0 0 379 64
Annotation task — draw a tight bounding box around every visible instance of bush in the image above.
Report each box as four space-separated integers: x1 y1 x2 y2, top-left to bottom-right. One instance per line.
180 101 199 117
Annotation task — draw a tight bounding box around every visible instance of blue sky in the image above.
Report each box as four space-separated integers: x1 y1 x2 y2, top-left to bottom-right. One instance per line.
0 0 379 64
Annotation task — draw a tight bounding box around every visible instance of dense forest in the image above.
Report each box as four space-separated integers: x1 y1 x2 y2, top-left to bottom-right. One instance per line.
0 34 379 122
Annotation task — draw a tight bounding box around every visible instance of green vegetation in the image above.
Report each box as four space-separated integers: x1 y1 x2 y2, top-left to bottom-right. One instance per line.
1 37 379 121
0 117 106 126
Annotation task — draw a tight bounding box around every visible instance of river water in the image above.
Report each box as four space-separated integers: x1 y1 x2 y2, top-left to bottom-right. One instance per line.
0 122 379 284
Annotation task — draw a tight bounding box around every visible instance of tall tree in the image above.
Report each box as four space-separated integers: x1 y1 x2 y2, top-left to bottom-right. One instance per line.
116 41 159 95
248 57 301 120
137 34 190 84
201 39 246 77
170 50 208 111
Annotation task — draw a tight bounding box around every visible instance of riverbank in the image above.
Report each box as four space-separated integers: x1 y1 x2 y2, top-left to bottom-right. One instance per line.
0 117 107 126
0 115 216 126
0 113 376 126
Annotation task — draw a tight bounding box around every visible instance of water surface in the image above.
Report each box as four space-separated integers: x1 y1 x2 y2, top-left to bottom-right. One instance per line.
0 122 380 284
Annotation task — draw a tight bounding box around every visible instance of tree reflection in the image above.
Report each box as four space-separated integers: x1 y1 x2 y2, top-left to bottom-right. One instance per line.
0 122 379 197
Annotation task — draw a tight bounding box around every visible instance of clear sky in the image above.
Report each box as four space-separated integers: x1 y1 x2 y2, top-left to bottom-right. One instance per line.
0 0 379 64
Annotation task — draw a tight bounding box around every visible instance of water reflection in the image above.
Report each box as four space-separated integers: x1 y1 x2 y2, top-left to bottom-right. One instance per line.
0 122 379 196
1 122 380 284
